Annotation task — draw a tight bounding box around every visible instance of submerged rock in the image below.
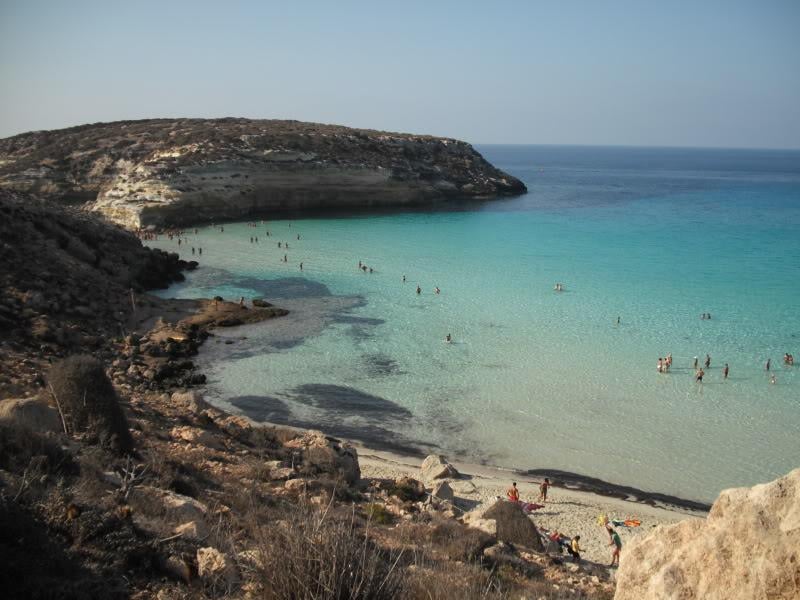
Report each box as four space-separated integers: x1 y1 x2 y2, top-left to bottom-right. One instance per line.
615 468 800 600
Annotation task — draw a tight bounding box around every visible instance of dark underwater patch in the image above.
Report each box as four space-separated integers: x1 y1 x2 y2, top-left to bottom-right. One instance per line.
287 384 412 420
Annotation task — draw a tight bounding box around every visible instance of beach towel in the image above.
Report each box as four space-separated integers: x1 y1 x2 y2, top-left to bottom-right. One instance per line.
519 501 544 513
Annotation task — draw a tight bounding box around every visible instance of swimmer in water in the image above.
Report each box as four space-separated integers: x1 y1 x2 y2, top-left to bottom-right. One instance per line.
402 275 406 283
416 285 421 295
770 374 777 384
445 333 452 343
435 287 440 294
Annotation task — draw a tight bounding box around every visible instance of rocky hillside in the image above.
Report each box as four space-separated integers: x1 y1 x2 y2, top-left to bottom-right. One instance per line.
0 189 191 396
0 118 526 228
614 468 799 600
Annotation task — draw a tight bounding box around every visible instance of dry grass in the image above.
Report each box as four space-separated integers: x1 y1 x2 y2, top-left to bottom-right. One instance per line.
253 504 406 600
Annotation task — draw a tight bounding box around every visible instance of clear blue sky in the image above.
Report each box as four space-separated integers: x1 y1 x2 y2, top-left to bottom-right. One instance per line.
1 0 799 148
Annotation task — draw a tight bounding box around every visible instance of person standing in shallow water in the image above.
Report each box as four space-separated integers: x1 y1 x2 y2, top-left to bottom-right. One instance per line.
696 367 705 383
765 358 771 371
724 363 729 379
705 354 711 369
416 285 421 295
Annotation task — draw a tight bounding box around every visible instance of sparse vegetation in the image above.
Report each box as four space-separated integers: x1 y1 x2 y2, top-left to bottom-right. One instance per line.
255 505 406 600
48 355 134 454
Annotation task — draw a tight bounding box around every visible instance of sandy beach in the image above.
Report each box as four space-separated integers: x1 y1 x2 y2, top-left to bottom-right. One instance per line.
357 445 706 565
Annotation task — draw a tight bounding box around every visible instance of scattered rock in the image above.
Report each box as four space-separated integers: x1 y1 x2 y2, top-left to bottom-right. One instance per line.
391 476 426 501
196 546 237 587
285 430 360 484
484 542 541 576
0 396 62 433
284 478 308 493
133 486 208 523
170 426 221 449
432 480 454 503
171 390 209 413
483 499 544 552
269 467 296 481
420 454 459 482
174 520 208 540
615 468 800 600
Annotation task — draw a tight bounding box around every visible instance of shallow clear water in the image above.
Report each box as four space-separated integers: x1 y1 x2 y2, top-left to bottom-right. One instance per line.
149 145 800 502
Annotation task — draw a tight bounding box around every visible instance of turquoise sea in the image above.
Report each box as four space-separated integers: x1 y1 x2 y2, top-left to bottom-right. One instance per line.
149 145 800 503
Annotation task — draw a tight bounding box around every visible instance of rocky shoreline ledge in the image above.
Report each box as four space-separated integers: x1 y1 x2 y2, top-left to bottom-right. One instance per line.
0 118 527 229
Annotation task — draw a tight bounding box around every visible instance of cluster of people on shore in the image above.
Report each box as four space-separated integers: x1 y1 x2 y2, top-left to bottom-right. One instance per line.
506 480 623 568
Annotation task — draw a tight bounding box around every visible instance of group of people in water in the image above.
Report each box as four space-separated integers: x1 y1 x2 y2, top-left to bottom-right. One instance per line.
506 480 622 567
654 351 792 384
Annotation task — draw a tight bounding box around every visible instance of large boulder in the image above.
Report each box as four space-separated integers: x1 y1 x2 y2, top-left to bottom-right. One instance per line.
420 454 459 482
0 397 62 433
284 430 360 484
483 499 544 552
615 468 800 600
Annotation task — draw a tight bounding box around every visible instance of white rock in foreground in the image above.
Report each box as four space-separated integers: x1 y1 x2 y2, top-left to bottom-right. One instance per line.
615 468 800 600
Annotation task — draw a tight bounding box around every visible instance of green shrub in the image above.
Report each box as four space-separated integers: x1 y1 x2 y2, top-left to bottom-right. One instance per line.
48 355 134 454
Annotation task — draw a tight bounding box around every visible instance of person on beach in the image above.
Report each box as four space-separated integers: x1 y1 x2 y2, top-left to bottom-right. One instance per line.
696 367 705 383
667 353 672 368
724 363 729 379
705 354 711 369
538 478 550 503
609 529 622 567
507 482 520 502
568 536 582 562
239 296 245 307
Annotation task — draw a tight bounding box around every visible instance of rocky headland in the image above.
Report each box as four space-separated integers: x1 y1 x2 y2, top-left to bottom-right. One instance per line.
0 118 526 228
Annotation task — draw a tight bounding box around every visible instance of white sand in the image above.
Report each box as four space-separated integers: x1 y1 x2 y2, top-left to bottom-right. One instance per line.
357 446 706 565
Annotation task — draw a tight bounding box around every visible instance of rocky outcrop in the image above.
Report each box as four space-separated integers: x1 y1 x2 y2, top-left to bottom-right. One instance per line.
615 468 800 600
284 430 361 484
0 118 527 228
483 500 545 552
420 454 459 483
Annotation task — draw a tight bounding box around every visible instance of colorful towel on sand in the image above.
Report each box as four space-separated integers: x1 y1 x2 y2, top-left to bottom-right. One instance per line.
518 501 544 513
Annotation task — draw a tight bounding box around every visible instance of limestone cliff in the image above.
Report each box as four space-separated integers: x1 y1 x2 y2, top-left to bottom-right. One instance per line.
614 468 800 600
0 118 526 228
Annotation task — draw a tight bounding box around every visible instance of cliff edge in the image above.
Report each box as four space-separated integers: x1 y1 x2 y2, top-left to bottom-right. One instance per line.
0 118 526 228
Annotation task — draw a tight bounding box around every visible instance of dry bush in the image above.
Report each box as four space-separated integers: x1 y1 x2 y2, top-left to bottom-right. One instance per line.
48 355 134 454
255 505 406 600
424 518 494 562
403 561 508 600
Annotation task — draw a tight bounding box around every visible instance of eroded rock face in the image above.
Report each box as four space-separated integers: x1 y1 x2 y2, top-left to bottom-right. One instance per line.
0 118 526 228
615 468 800 600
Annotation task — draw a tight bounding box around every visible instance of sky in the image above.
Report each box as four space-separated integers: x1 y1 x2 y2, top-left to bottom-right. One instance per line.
1 0 799 148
